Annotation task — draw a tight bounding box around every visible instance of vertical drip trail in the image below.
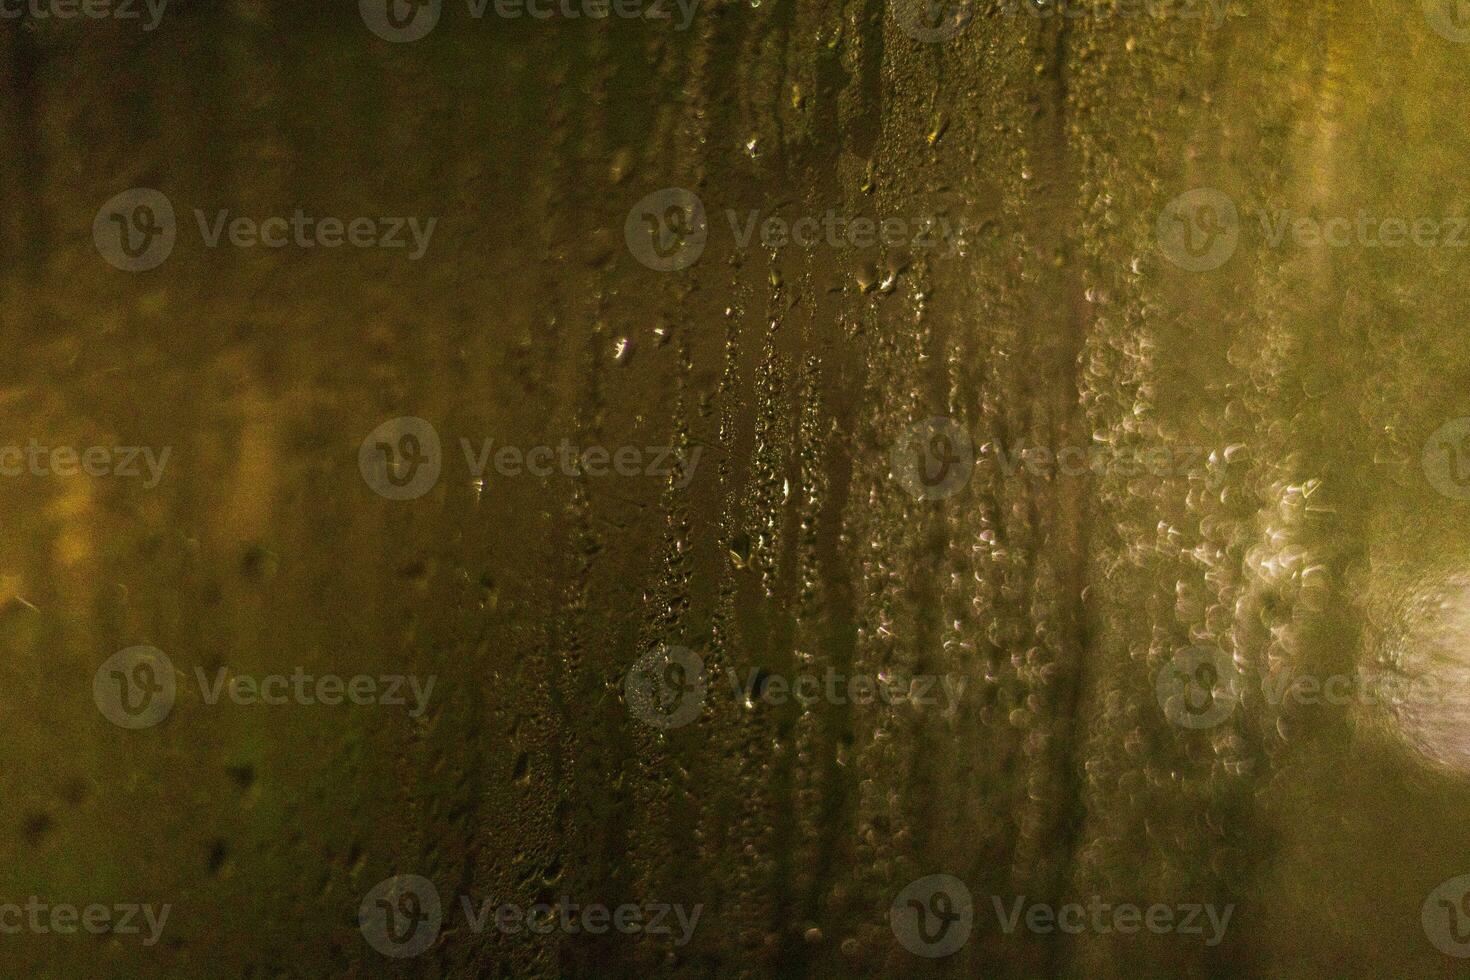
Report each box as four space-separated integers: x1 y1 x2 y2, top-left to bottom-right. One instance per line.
842 7 940 972
1028 13 1094 978
536 26 614 980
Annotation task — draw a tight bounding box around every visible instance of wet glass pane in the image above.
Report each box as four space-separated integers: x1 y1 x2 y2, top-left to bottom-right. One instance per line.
4 1 1470 976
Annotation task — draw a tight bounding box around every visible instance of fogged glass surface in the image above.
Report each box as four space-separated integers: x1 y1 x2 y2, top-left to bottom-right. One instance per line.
3 1 1470 976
